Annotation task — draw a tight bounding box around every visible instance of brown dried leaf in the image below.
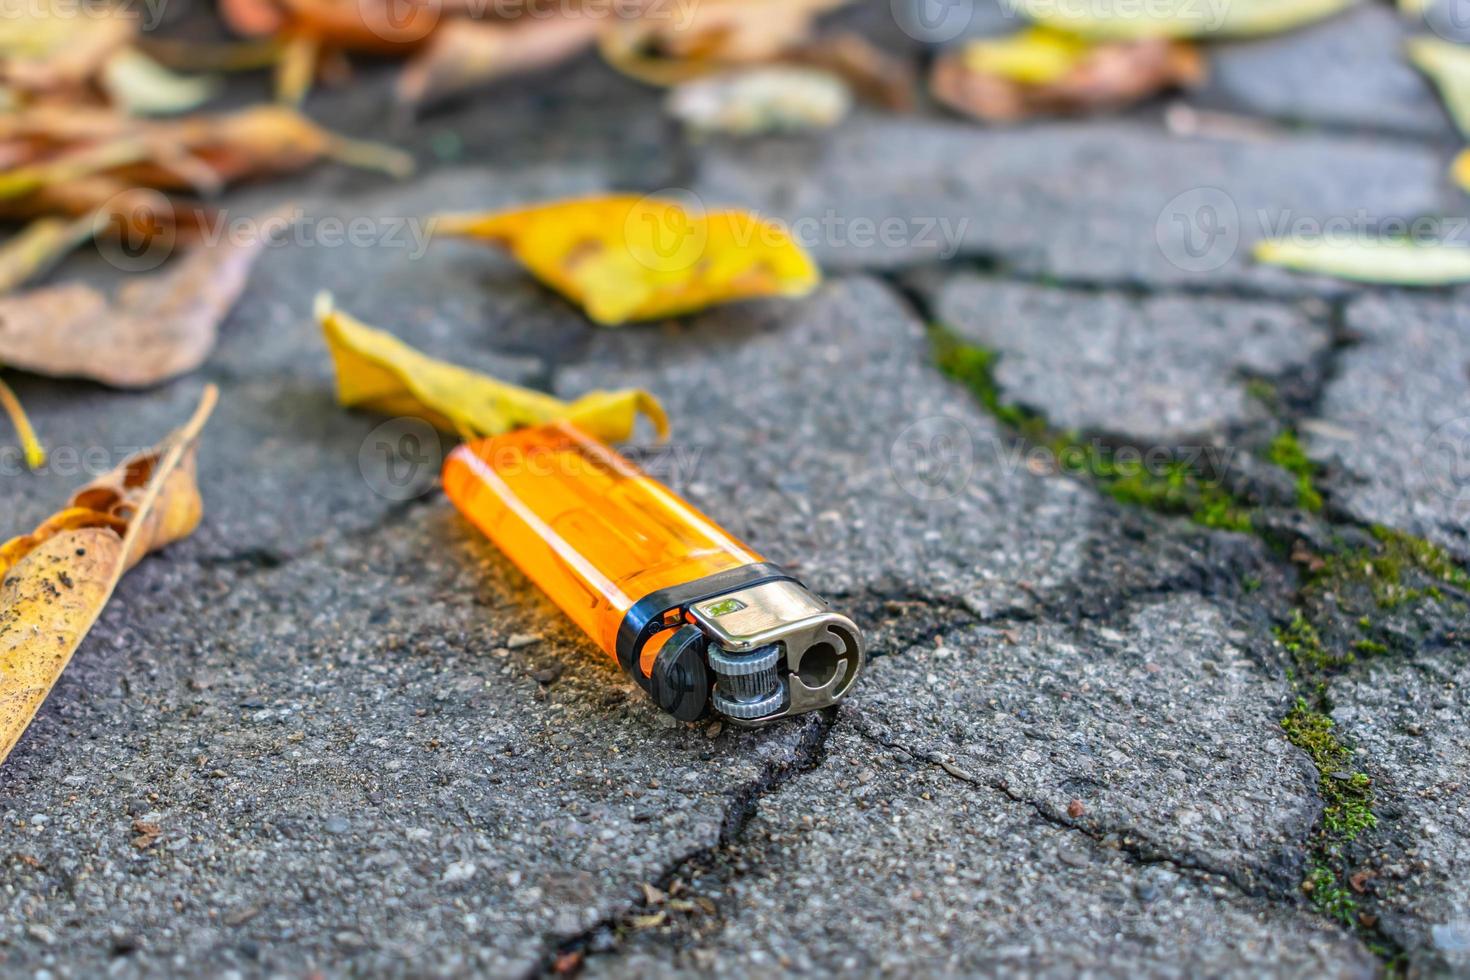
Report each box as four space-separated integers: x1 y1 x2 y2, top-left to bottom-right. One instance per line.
396 15 608 110
0 221 278 387
931 29 1205 123
0 386 216 766
784 32 917 111
0 105 411 221
599 0 850 86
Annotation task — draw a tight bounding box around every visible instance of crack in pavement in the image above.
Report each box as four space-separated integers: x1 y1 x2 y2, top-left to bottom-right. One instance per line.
844 715 1288 904
535 710 837 978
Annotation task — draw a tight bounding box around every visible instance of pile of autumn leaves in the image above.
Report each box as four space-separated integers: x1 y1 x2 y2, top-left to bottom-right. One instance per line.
5 0 1470 765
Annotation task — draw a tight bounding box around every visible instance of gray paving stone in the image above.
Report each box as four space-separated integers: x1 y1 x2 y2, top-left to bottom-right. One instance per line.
556 275 1274 620
591 726 1377 979
0 503 823 977
691 114 1456 292
846 594 1320 893
1305 291 1470 560
928 272 1331 443
1331 655 1470 976
1194 4 1451 141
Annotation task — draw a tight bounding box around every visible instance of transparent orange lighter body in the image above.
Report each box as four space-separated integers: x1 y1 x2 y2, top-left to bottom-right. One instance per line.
441 421 764 672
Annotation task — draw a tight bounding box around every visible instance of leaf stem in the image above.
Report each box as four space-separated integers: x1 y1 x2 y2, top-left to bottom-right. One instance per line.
0 375 45 470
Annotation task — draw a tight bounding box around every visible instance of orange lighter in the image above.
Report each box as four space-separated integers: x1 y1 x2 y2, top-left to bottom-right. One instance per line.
442 422 864 725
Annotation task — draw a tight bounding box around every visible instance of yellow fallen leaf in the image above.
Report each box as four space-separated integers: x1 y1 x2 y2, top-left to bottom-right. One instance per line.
963 26 1092 85
1015 0 1359 39
316 294 668 443
1407 36 1470 139
1254 236 1470 285
432 196 820 325
1453 148 1470 193
0 217 281 388
0 385 216 766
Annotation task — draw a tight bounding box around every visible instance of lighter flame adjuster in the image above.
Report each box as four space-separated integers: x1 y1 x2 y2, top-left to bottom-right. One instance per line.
442 422 864 726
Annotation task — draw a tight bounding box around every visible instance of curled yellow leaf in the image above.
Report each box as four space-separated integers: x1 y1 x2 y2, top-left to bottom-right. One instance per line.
433 195 820 326
316 294 668 444
0 385 216 765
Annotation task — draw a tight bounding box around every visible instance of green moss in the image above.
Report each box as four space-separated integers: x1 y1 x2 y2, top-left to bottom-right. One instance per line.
1281 697 1376 841
931 332 1045 438
1245 378 1280 408
932 326 1253 533
1267 429 1323 513
1304 861 1360 927
1275 610 1350 672
1352 639 1388 657
1315 525 1470 610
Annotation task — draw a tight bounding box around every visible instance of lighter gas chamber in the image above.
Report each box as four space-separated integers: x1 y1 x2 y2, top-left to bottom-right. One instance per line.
441 422 864 726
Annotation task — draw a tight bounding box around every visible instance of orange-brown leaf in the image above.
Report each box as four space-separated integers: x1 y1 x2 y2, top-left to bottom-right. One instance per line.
0 386 215 765
219 0 289 37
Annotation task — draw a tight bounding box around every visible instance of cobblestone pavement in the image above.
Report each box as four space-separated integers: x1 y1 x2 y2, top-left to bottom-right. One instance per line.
3 3 1469 977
